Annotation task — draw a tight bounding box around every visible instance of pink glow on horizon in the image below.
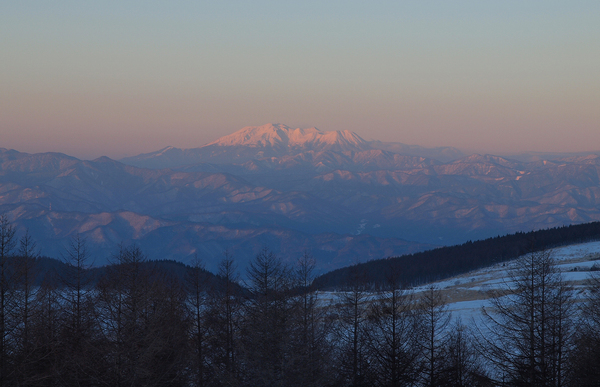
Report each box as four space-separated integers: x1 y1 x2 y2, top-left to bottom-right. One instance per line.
1 2 599 159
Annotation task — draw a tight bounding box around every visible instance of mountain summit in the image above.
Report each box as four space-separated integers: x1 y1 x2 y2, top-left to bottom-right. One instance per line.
6 129 600 273
120 123 465 169
206 123 368 152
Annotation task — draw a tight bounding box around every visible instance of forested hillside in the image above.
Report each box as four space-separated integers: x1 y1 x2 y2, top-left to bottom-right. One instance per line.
313 221 600 290
2 214 600 385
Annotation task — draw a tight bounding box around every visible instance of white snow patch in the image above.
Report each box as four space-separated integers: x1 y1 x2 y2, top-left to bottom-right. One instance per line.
206 123 367 149
324 241 600 325
356 219 367 235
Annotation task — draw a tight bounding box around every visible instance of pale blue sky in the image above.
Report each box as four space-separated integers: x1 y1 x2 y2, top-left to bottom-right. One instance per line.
1 1 599 158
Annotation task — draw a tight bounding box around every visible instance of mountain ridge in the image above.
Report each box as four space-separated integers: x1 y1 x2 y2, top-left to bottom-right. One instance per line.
205 123 368 151
119 123 464 169
4 124 600 272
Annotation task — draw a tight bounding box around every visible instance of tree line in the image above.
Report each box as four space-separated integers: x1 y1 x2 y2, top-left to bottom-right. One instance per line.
1 215 600 386
314 221 600 290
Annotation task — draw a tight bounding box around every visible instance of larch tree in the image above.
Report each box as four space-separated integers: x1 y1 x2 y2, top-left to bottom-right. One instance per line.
13 229 39 384
241 247 293 387
567 272 600 385
420 286 451 387
336 264 372 387
287 251 335 387
0 214 16 386
59 233 99 385
479 249 574 386
207 252 242 385
185 254 209 387
365 268 422 387
441 319 490 387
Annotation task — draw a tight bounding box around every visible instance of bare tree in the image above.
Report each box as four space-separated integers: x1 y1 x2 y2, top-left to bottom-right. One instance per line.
13 230 40 385
287 251 334 387
441 319 490 387
365 269 422 387
0 214 16 385
479 250 574 386
208 251 242 385
241 247 293 386
420 286 451 387
567 272 600 385
335 264 372 387
200 251 246 386
96 244 189 386
61 234 94 329
186 255 208 387
28 274 62 385
57 233 100 385
296 251 317 341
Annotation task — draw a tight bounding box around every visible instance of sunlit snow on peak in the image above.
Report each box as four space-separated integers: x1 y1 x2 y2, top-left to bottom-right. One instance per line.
206 123 368 150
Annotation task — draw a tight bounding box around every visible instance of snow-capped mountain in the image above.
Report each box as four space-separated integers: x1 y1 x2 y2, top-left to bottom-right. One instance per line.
118 125 600 246
4 124 600 272
206 123 368 151
120 123 463 169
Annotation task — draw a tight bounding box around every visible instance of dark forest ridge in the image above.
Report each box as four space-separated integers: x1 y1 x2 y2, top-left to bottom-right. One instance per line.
314 221 600 290
27 221 600 292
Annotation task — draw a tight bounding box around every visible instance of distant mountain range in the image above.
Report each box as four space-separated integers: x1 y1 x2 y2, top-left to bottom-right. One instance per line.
121 124 464 169
3 123 600 273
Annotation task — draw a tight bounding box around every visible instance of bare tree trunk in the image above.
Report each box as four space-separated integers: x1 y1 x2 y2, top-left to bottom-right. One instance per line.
186 255 207 387
0 215 16 386
336 264 369 387
242 247 292 386
13 230 39 385
480 249 574 386
365 268 422 387
420 286 451 387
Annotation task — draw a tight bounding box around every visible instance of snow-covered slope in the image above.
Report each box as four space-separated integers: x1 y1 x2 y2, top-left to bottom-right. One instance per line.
320 241 600 323
411 241 600 321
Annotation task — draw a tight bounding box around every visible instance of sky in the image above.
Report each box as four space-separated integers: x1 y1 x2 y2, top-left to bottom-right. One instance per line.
1 1 599 159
